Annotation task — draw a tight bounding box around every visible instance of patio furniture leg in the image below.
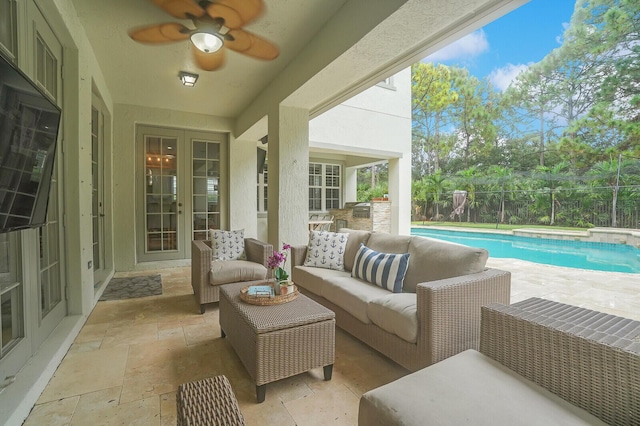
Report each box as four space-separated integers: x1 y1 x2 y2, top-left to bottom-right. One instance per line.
200 304 206 314
324 364 333 380
221 328 226 338
256 384 266 403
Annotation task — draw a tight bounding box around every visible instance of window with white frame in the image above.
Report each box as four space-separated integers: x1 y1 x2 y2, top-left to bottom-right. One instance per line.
257 161 341 212
309 162 341 212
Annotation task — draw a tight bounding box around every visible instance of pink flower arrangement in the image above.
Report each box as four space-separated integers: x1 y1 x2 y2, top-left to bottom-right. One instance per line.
268 243 291 282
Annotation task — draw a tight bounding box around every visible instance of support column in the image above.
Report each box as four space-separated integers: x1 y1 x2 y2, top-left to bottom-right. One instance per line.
388 156 411 235
344 166 358 202
267 106 310 249
230 138 258 238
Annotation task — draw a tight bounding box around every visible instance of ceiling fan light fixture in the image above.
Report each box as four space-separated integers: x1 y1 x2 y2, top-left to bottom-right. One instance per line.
179 71 199 87
190 31 224 53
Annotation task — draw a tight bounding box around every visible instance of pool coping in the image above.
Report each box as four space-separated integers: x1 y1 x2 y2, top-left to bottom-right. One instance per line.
412 225 640 249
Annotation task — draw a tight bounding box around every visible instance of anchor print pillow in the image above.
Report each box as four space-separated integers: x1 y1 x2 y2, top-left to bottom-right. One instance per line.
303 230 349 271
209 229 247 261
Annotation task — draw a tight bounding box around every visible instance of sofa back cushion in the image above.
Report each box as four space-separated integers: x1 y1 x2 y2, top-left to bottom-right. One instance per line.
340 228 372 272
403 236 488 293
366 233 411 254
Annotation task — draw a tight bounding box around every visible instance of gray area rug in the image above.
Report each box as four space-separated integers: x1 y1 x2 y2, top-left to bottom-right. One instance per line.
99 274 162 301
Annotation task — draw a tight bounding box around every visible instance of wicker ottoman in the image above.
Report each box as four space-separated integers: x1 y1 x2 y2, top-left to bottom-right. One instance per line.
176 375 245 426
219 281 336 403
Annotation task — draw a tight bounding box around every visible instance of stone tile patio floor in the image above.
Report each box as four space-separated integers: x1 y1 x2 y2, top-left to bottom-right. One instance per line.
24 260 640 425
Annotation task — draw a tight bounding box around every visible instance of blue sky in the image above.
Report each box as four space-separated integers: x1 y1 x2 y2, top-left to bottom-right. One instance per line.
424 0 577 91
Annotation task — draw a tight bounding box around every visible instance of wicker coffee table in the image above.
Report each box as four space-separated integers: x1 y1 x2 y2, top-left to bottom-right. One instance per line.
219 281 336 403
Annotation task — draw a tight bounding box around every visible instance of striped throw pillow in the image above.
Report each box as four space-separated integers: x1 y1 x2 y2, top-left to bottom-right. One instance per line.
351 244 410 293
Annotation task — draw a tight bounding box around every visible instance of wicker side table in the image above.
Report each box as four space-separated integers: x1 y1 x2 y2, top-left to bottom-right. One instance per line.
220 281 336 403
176 375 245 426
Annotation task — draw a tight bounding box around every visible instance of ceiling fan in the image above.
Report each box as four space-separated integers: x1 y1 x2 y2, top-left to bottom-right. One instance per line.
129 0 279 71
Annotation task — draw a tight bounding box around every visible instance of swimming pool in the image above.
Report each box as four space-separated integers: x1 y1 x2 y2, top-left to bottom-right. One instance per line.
411 227 640 273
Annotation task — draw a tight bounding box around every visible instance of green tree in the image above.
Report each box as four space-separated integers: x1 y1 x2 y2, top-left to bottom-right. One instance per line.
422 171 449 219
454 166 479 223
486 165 515 224
587 156 634 227
503 62 557 166
411 63 458 175
535 161 570 225
449 68 499 168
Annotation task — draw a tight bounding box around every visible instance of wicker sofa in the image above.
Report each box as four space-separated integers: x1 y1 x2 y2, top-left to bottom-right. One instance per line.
191 238 273 313
291 229 511 371
359 298 640 425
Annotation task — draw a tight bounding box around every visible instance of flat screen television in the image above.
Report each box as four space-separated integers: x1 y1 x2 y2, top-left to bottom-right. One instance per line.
0 53 61 233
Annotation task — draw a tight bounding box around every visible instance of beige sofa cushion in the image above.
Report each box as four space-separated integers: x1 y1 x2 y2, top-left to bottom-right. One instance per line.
292 265 350 296
367 293 418 343
403 236 488 293
209 260 267 286
359 349 607 426
340 229 372 272
366 233 411 254
322 277 390 324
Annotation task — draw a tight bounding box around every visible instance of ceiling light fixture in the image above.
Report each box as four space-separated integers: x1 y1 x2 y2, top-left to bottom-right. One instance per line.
190 31 224 53
179 71 199 87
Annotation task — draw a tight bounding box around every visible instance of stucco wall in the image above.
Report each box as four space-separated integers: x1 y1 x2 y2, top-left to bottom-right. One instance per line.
308 68 411 156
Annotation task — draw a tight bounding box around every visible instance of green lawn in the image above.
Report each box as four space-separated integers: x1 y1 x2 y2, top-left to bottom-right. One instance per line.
411 221 589 232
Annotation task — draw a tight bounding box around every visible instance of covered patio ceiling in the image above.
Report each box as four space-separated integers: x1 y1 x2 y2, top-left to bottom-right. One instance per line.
69 0 528 139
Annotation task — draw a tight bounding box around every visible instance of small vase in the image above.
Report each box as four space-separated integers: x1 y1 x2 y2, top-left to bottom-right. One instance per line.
279 281 294 295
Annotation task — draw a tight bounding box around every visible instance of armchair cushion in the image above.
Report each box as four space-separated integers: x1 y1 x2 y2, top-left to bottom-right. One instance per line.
209 260 267 286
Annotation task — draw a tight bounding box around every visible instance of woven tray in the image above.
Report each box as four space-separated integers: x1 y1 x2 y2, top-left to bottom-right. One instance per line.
240 284 299 306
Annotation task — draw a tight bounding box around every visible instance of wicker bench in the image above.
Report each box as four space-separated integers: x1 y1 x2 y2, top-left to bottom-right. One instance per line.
176 375 245 426
359 298 640 425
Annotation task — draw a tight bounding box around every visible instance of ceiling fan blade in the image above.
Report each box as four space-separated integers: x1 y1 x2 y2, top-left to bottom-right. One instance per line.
226 29 278 60
205 0 264 29
151 0 206 19
129 23 191 43
192 44 226 70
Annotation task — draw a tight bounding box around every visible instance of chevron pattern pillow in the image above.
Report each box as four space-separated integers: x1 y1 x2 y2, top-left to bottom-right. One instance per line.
209 229 247 261
351 243 410 293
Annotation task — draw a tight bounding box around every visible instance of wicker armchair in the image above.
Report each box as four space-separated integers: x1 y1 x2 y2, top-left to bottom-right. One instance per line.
191 238 273 313
359 298 640 425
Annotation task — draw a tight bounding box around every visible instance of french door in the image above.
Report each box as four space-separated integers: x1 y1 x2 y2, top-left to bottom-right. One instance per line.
0 0 66 384
30 0 67 351
91 93 110 288
136 126 227 262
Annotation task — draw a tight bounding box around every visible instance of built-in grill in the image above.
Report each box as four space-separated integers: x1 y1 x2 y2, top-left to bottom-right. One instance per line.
352 202 371 219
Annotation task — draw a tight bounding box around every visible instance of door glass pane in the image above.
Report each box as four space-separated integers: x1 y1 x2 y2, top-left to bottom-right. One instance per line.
192 140 220 241
0 233 23 357
145 137 178 251
1 287 23 355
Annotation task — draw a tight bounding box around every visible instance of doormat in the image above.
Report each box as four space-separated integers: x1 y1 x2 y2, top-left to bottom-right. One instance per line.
99 274 162 301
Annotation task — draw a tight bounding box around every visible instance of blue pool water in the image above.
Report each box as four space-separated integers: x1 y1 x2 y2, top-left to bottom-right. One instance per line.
411 228 640 273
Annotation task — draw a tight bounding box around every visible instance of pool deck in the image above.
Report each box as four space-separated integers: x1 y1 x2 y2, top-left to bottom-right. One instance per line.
488 257 640 321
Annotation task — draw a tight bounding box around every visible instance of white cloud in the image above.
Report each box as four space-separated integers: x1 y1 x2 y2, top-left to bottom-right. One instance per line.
424 30 489 62
488 63 530 91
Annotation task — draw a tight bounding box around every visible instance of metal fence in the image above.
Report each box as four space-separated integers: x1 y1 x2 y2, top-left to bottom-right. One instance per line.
428 191 640 229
